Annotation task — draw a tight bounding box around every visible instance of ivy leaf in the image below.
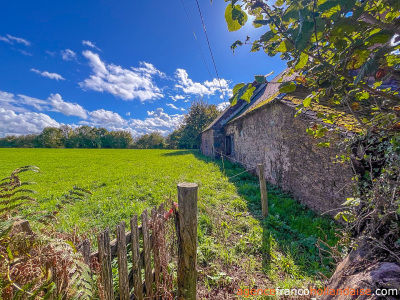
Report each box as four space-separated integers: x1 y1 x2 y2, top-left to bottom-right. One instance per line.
253 19 272 26
365 30 392 45
260 30 275 43
225 4 248 32
232 83 245 95
238 83 256 102
295 52 308 70
295 16 314 52
276 40 293 52
303 97 312 107
279 82 297 93
229 94 239 106
231 40 243 52
317 142 330 147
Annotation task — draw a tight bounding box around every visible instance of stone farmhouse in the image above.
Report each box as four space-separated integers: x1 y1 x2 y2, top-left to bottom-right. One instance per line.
201 70 357 215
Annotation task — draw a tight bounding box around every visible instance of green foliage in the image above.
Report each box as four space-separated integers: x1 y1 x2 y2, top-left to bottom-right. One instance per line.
337 131 400 261
133 131 166 149
0 125 134 149
224 4 248 32
167 98 219 149
0 167 93 299
224 0 400 262
229 83 256 105
224 0 400 134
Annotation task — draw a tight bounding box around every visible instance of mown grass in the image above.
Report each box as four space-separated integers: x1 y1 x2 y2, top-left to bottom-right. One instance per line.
0 148 340 298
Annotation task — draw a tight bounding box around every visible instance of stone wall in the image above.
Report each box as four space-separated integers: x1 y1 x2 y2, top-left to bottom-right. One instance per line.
224 101 352 215
201 129 214 157
201 128 226 159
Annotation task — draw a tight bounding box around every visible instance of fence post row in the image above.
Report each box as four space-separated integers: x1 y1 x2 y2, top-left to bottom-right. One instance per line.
87 182 198 299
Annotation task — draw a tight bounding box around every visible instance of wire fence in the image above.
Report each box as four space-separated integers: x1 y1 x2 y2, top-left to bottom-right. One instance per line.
215 151 257 179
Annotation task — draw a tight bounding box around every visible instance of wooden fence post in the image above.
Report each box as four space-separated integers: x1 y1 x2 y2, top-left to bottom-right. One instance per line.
142 210 153 297
98 228 114 300
116 221 129 300
130 215 143 300
258 164 269 217
177 182 198 300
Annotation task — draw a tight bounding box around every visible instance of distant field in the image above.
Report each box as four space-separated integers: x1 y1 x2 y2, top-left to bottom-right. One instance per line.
1 148 339 295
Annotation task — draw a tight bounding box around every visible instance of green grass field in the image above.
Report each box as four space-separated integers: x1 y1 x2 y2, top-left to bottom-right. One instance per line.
1 148 339 297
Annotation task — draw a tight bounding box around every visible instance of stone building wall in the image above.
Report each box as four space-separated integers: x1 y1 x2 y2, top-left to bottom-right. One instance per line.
201 128 226 158
201 129 214 157
224 101 352 215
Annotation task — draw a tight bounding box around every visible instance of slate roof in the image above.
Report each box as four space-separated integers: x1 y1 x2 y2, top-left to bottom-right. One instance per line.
203 69 365 134
201 82 268 132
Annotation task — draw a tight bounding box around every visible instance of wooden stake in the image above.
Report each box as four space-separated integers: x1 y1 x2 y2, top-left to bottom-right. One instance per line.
98 228 114 300
141 210 153 297
130 215 143 300
116 221 129 300
258 164 269 217
177 182 198 300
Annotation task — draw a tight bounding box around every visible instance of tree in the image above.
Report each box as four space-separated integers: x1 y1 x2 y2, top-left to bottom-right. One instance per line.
109 130 134 148
224 0 400 262
225 0 400 133
169 99 219 149
133 132 166 149
166 127 183 149
37 127 63 148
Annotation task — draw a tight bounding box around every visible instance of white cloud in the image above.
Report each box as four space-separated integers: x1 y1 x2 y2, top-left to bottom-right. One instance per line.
175 69 232 99
0 89 88 119
31 68 65 81
61 49 77 61
77 107 183 137
217 102 230 111
17 95 49 111
80 51 164 101
169 95 186 102
45 51 56 57
16 49 33 56
82 40 101 51
0 35 12 44
0 34 31 46
0 91 29 112
166 103 185 111
0 108 59 137
89 109 125 125
49 94 87 119
126 112 131 116
123 108 184 136
132 62 166 78
0 88 183 137
6 34 31 46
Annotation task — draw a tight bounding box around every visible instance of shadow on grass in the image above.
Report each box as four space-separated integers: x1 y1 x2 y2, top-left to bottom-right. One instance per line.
160 150 196 156
192 150 340 279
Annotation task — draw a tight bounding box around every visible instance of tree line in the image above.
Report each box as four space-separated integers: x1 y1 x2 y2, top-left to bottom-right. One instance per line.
0 99 220 149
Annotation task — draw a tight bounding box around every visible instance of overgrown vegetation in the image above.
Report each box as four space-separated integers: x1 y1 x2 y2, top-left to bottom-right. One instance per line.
0 149 340 297
167 98 220 149
224 0 400 265
0 166 93 299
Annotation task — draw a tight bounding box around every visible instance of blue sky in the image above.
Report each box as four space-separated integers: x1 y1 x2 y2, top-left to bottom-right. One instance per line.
0 0 286 137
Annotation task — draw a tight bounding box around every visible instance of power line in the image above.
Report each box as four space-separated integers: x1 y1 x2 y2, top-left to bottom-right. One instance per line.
179 0 213 80
194 0 227 102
